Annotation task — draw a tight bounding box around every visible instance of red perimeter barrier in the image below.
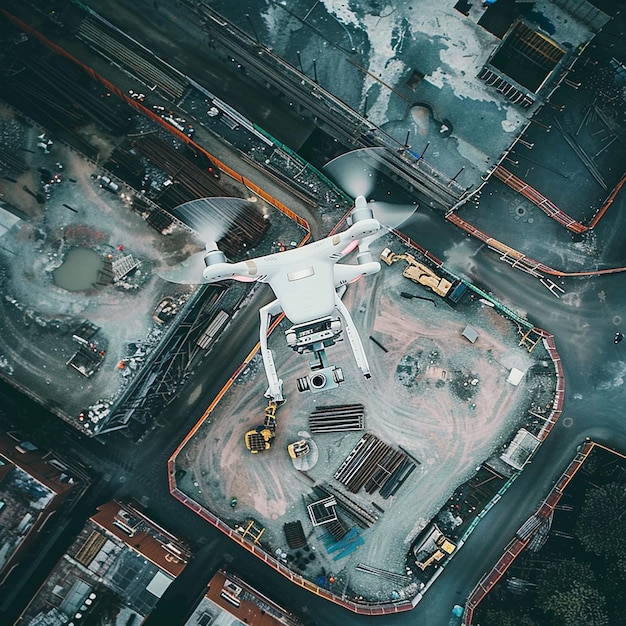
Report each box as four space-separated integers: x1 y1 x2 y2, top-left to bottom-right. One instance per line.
463 439 596 625
494 165 626 234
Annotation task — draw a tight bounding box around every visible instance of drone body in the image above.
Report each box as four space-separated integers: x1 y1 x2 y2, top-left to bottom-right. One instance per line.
202 207 381 324
163 191 414 403
198 196 381 402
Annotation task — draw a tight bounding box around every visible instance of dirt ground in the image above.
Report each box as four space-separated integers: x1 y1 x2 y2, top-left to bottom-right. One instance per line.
0 103 227 429
0 95 310 434
176 235 538 601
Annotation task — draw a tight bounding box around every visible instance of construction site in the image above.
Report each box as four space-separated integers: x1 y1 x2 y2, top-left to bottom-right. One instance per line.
0 8 309 438
171 236 559 607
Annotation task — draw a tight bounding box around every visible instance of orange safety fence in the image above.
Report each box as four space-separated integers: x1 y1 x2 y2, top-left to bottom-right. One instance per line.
536 333 565 440
216 158 310 234
167 481 415 615
494 166 587 233
463 439 596 625
446 211 626 278
588 171 626 228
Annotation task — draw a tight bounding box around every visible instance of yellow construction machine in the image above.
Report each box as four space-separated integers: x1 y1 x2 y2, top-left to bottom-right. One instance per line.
287 439 311 459
381 248 452 297
244 399 278 453
416 534 456 571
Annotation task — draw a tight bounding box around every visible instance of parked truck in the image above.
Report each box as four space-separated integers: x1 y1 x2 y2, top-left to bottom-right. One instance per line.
98 175 119 194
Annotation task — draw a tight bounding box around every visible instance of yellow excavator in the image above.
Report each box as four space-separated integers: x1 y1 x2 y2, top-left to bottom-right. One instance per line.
381 248 452 297
287 439 310 459
244 399 278 453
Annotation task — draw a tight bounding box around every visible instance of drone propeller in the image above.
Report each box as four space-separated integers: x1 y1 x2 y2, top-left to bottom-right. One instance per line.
171 197 254 244
323 147 417 230
159 249 212 284
350 197 417 266
365 200 416 230
160 197 253 284
323 147 382 199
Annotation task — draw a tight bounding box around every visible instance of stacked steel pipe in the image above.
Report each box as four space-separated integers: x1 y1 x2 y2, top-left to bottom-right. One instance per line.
309 404 364 433
318 483 378 529
334 433 415 496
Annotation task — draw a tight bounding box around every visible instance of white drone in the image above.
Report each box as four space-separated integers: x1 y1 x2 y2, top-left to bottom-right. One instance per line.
162 150 415 402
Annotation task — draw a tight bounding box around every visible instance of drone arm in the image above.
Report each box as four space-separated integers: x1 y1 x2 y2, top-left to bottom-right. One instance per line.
334 261 381 288
334 291 371 379
338 218 380 249
259 299 284 403
203 259 264 283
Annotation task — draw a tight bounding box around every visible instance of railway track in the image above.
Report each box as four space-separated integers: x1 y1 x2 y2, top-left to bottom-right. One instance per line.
186 1 466 210
133 135 269 255
76 14 188 101
0 38 130 159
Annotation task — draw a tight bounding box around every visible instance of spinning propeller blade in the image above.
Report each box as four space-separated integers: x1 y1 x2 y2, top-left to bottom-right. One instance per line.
323 148 386 199
158 250 211 284
161 197 255 284
324 148 417 228
368 200 417 230
171 197 255 243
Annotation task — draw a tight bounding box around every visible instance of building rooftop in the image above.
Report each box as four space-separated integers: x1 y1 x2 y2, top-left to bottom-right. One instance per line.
208 0 606 189
18 500 191 625
184 570 303 626
0 432 85 583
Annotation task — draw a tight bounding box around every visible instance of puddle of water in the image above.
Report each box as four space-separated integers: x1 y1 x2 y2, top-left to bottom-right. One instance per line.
53 247 103 291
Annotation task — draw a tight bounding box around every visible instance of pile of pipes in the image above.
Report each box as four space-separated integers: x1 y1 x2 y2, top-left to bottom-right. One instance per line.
334 433 416 497
309 404 364 433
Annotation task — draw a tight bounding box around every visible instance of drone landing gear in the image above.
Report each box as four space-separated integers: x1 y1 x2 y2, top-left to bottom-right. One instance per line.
334 292 372 379
259 293 373 402
259 299 284 404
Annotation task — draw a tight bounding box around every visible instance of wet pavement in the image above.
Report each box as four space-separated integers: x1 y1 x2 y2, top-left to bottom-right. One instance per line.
451 32 626 274
82 0 626 278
